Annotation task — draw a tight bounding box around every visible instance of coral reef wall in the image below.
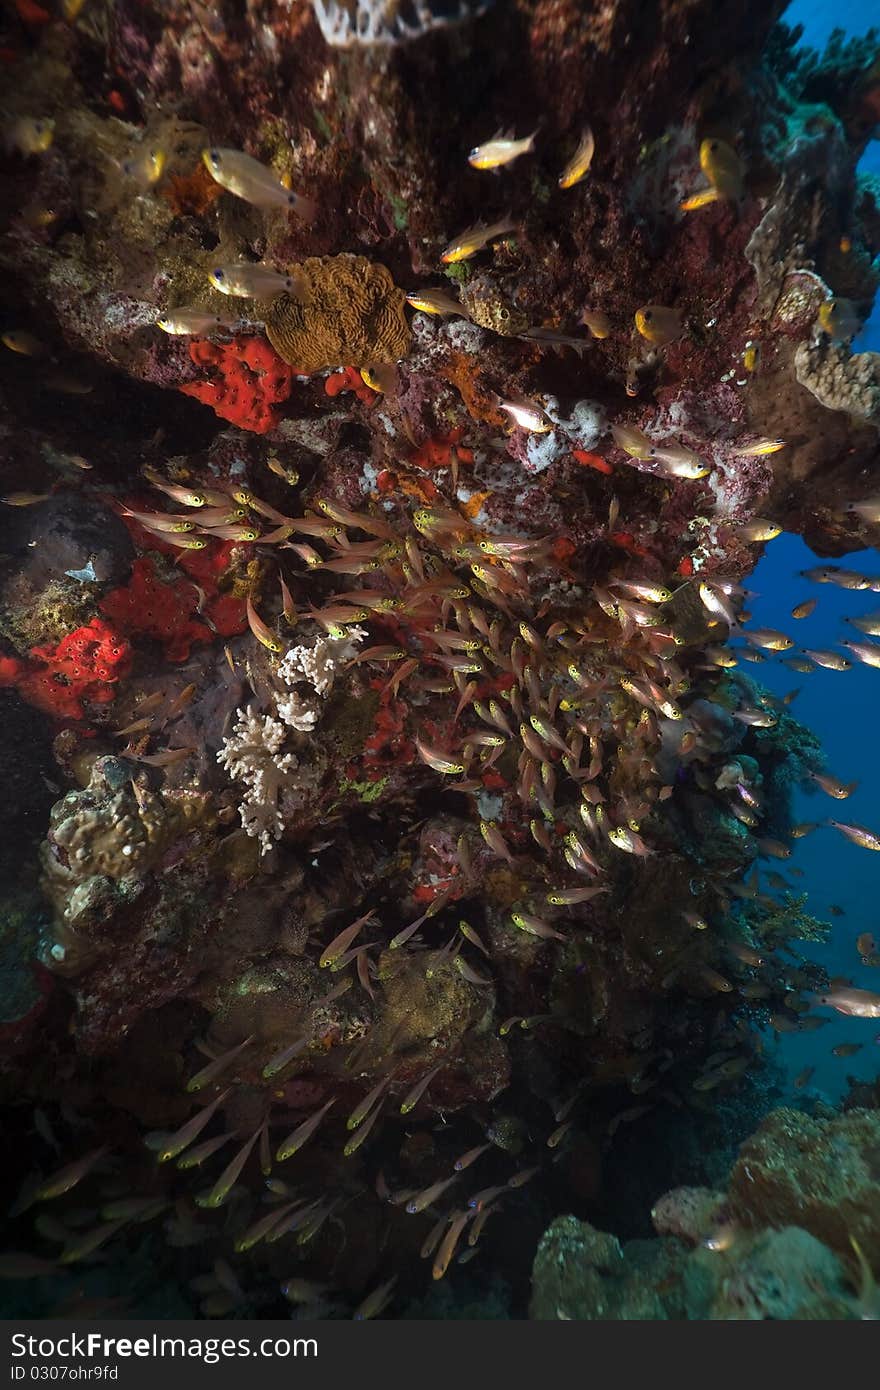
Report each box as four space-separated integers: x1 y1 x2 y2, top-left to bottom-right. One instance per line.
0 0 878 1319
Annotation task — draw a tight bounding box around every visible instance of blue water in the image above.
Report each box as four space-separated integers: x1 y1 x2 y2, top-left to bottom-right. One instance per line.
743 1 880 1100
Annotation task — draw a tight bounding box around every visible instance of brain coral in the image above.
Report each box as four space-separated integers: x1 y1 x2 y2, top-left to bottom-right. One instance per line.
264 254 411 372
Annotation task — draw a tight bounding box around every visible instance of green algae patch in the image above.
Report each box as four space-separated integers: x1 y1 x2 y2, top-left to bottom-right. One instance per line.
337 774 389 804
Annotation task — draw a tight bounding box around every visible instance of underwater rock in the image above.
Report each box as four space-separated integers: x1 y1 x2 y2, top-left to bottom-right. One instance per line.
40 756 216 947
727 1106 880 1266
532 1209 857 1320
532 1101 878 1319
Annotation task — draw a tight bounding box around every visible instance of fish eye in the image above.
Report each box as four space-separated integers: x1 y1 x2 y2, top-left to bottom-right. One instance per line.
209 149 221 167
213 268 224 281
643 310 653 321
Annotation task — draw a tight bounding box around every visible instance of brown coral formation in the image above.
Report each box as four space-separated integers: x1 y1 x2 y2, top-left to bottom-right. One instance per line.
265 254 411 370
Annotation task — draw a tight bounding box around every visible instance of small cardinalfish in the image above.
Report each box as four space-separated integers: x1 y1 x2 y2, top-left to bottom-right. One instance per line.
512 911 566 942
319 910 373 969
195 1130 261 1209
730 438 785 458
791 598 817 619
406 1175 459 1215
846 612 880 637
4 117 55 157
201 148 317 222
143 466 225 507
809 771 857 799
634 306 683 346
2 491 50 506
608 826 652 855
468 128 537 170
406 288 472 319
150 1089 231 1163
738 519 782 542
121 144 166 189
433 1213 471 1281
415 735 465 775
817 296 860 343
31 1147 109 1205
441 216 518 264
841 640 880 669
827 820 880 853
276 1098 336 1162
681 137 744 209
499 396 552 432
559 126 595 189
246 595 284 653
208 263 300 298
815 985 880 1019
650 442 709 480
2 330 47 357
454 1143 491 1172
346 1074 393 1132
186 1036 254 1093
610 422 654 460
156 309 231 336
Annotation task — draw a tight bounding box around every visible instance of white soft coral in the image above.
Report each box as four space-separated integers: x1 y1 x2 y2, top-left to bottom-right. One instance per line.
217 628 365 853
216 709 299 855
276 628 366 700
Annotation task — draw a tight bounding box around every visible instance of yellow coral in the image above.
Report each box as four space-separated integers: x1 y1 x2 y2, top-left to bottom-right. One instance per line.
265 254 411 371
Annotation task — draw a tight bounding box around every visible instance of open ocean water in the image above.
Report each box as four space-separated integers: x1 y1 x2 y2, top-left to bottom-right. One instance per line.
748 0 880 1099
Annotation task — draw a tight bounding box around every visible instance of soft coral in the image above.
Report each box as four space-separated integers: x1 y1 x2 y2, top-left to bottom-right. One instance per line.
179 337 294 434
0 618 131 722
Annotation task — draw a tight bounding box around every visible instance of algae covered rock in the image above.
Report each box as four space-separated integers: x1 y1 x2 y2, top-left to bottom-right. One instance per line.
727 1106 880 1266
530 1215 684 1320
